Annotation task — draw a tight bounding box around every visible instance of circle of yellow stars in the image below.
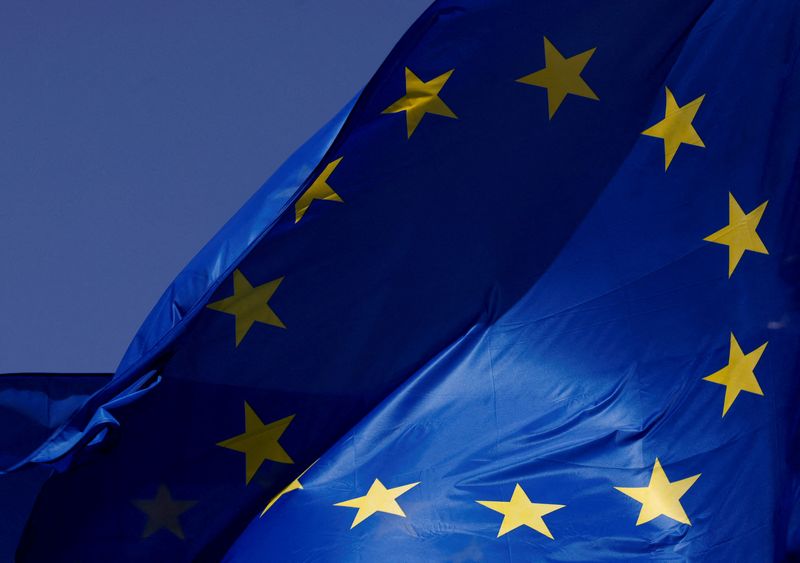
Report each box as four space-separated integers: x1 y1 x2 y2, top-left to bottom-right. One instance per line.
141 26 777 548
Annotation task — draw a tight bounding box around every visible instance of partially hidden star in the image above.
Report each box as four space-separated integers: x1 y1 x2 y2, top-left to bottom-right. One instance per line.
132 484 197 540
295 158 344 223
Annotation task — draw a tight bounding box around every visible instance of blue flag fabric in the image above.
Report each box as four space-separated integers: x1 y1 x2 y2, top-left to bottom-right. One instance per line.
14 0 800 561
0 373 110 561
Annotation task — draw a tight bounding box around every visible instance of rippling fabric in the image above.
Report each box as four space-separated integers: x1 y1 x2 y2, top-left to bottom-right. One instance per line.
0 373 109 561
14 0 800 561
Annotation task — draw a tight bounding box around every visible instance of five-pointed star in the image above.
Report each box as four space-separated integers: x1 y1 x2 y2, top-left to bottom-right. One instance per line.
704 193 769 277
615 458 700 526
295 157 344 223
132 484 197 540
261 461 316 516
517 36 598 119
334 478 419 528
207 269 286 346
642 87 705 170
477 483 565 539
216 402 295 484
703 333 767 416
383 67 457 138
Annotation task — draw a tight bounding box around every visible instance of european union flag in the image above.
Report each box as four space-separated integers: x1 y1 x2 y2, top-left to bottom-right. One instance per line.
9 0 800 560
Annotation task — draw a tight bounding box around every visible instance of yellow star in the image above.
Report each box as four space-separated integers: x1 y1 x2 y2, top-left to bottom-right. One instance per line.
334 478 419 528
517 36 598 119
207 269 286 346
295 158 344 223
477 483 565 539
704 193 769 277
132 484 197 540
260 461 316 516
703 333 767 416
615 458 700 526
216 402 295 484
383 67 457 138
642 87 705 170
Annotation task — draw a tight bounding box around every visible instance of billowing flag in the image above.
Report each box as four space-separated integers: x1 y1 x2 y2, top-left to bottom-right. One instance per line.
11 0 800 561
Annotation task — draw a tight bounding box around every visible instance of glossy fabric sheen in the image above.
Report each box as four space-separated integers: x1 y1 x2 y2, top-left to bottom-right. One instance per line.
16 0 800 561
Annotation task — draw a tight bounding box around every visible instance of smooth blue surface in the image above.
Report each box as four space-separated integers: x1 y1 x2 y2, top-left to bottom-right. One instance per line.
0 0 430 373
15 0 800 561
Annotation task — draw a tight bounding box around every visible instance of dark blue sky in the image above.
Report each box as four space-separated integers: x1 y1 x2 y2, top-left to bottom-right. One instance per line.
0 1 431 373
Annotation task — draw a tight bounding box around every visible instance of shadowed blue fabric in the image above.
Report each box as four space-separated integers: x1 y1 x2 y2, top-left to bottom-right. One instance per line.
0 374 110 562
15 0 800 561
